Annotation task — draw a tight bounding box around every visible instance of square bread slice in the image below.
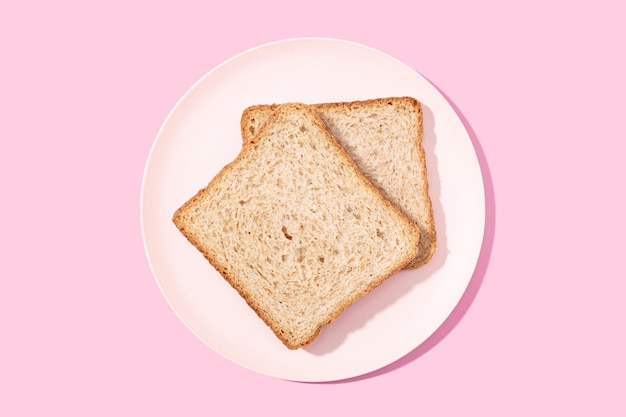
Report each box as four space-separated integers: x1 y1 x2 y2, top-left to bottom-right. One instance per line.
241 97 436 268
173 103 420 349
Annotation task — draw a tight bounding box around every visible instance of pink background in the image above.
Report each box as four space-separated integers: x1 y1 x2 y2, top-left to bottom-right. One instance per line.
2 0 624 415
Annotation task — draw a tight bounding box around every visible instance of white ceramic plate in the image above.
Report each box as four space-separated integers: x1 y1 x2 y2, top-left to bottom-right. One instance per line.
141 38 485 382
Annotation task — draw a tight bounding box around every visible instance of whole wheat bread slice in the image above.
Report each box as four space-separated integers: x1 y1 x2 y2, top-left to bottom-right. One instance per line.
173 103 420 349
241 97 436 269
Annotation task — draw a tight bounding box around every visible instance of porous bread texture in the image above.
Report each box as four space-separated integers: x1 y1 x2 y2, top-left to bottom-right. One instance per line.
173 103 420 349
241 97 436 268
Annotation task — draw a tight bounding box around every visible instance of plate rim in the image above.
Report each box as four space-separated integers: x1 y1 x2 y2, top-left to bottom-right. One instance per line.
140 36 486 382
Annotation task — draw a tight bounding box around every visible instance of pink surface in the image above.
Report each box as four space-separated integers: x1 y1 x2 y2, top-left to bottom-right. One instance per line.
1 0 624 415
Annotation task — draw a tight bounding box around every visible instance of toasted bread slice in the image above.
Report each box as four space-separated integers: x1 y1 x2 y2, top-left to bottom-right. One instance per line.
241 97 436 269
173 103 420 349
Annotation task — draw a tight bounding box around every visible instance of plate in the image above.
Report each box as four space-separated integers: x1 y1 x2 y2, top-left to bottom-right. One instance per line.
140 38 485 382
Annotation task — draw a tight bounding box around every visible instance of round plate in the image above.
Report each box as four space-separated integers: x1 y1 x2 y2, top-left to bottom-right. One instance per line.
140 38 485 382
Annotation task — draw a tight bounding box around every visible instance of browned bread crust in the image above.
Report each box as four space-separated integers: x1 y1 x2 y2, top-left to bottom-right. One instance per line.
241 97 436 268
174 103 420 349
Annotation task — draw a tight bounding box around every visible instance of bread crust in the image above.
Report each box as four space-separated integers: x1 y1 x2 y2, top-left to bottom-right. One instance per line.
241 97 437 268
174 103 420 349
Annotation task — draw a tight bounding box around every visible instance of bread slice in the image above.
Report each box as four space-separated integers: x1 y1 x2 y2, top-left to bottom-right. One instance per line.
173 103 420 349
241 97 436 269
